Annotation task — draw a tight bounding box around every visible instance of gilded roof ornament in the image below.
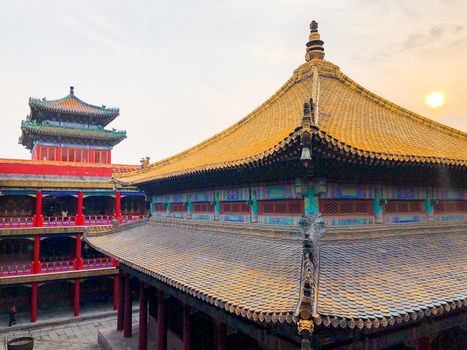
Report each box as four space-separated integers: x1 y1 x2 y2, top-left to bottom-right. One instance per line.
305 20 325 61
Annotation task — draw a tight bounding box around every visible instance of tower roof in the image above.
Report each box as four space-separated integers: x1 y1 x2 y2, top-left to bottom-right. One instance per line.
29 86 119 126
118 22 467 185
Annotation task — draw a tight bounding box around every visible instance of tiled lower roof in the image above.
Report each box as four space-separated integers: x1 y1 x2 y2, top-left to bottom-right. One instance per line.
85 219 467 331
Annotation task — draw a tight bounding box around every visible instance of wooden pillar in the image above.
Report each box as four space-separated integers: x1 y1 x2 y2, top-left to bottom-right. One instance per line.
113 275 119 311
117 271 125 330
73 279 80 317
31 282 38 323
34 191 43 227
33 235 41 273
373 187 384 224
157 290 167 350
124 273 132 337
139 281 148 350
417 337 432 350
75 233 83 270
217 322 227 350
183 304 191 350
76 191 84 225
115 192 122 223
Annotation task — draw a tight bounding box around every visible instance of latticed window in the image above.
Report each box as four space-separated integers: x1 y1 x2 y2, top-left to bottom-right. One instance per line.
258 200 304 215
384 200 423 214
154 204 166 212
434 200 466 213
220 201 250 214
192 202 214 213
320 200 373 216
171 203 187 213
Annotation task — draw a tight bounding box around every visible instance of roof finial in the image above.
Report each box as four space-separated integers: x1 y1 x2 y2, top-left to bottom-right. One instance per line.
70 86 74 95
305 20 325 61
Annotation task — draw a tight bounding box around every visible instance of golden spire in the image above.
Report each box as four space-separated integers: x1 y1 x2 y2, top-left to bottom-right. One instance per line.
305 20 325 61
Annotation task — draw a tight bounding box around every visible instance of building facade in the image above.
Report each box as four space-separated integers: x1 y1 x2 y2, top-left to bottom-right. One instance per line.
87 22 467 350
0 89 146 323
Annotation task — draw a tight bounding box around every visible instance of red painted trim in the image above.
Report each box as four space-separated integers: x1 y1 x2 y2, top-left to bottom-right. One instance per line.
73 279 80 317
31 282 38 322
75 234 83 270
34 235 41 273
0 162 113 177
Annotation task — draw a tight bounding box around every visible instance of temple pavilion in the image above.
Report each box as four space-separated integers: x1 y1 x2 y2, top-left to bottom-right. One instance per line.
86 22 467 350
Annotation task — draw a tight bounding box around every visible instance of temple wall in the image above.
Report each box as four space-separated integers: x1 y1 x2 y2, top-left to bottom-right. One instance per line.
149 181 466 226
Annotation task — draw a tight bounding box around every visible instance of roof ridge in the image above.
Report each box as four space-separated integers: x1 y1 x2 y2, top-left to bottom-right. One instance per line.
22 120 126 135
332 69 467 140
30 94 119 112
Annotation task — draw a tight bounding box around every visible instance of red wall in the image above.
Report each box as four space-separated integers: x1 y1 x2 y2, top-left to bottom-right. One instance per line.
0 162 113 177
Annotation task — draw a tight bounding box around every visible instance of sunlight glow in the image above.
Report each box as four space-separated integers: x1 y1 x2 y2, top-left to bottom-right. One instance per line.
425 92 445 108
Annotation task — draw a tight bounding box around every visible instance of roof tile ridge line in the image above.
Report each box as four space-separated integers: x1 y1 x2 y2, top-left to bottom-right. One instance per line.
295 215 325 337
118 73 301 177
30 94 119 113
116 130 302 183
311 64 320 127
313 128 465 165
334 70 467 139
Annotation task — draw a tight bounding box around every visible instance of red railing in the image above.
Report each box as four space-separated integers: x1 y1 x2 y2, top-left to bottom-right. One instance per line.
84 215 114 226
0 216 34 228
43 216 77 226
122 214 146 223
0 262 33 277
40 260 75 272
82 257 113 269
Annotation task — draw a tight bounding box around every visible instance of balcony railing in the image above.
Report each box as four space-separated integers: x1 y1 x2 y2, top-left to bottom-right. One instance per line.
43 216 77 227
0 262 33 277
0 216 34 228
122 214 146 223
40 260 75 272
84 215 114 226
82 257 113 269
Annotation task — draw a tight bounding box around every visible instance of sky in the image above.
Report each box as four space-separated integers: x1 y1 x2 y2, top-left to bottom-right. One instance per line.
0 0 466 165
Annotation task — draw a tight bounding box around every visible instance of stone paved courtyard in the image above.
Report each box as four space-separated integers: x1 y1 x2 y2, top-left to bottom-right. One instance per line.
0 314 137 350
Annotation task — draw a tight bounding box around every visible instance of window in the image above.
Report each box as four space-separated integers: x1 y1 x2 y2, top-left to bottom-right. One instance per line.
171 203 187 212
220 201 250 214
69 149 75 162
258 200 303 215
62 149 68 161
101 151 107 163
154 204 166 212
48 148 55 161
385 200 423 214
434 200 466 213
82 150 88 162
320 200 373 216
76 149 82 162
95 151 100 163
192 202 214 213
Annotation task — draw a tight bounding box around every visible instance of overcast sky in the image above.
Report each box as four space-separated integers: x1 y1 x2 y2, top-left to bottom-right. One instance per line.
1 0 466 165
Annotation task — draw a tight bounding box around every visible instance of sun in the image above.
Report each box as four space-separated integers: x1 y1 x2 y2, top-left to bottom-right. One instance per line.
425 92 445 108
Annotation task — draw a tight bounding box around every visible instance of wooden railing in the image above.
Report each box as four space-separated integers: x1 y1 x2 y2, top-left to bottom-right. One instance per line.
82 257 113 269
0 262 33 276
122 214 146 223
40 260 75 272
83 215 114 226
0 216 34 228
43 216 77 226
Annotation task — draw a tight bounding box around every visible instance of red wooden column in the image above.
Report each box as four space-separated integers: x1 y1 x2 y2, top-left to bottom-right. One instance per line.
76 191 84 225
417 337 432 350
183 304 191 350
75 233 83 270
157 290 167 350
31 282 38 322
34 191 43 227
115 192 122 223
217 322 227 350
117 271 125 331
33 235 41 273
113 275 119 310
139 281 148 350
124 273 132 337
73 279 80 317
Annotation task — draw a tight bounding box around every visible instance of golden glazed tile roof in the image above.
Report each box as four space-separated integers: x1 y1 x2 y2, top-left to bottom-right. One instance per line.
119 58 466 185
85 219 467 330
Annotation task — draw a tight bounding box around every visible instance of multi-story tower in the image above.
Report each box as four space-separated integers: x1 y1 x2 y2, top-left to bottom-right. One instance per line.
19 86 126 164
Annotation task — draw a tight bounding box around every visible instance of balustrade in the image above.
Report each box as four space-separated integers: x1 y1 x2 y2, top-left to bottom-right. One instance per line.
0 216 34 228
0 262 33 276
122 214 146 223
43 215 77 226
82 257 113 269
40 260 75 272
